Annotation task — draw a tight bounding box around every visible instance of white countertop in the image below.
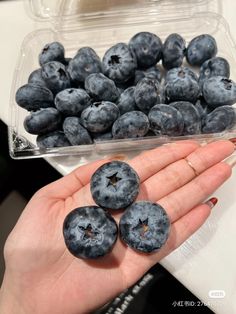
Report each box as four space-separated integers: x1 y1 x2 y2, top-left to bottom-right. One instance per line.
1 1 236 313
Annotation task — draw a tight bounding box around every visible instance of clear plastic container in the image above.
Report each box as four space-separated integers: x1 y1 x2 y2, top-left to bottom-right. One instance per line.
9 0 236 159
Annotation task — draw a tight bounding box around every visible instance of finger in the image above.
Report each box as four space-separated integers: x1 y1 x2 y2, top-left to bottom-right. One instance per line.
64 141 200 205
129 140 200 182
71 140 233 211
70 141 233 212
148 200 214 265
37 140 198 199
138 140 234 201
38 155 125 199
183 140 234 175
158 162 231 223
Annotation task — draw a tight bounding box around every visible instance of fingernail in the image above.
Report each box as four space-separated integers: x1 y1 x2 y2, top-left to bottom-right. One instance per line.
108 154 127 161
205 197 218 209
224 156 236 168
229 138 236 147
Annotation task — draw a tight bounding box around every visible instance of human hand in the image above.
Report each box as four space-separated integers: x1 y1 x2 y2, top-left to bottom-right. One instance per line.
0 140 234 314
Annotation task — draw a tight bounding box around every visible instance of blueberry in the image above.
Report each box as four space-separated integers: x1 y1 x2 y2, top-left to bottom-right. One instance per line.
148 104 184 136
145 130 156 137
64 57 72 66
165 66 198 82
134 78 161 113
102 43 137 84
90 161 140 210
129 32 162 68
41 61 71 94
199 57 230 89
119 201 170 253
116 87 138 115
39 42 65 66
84 73 119 102
92 130 113 142
162 33 186 70
81 101 119 133
195 98 213 119
24 108 62 135
202 106 236 133
112 111 149 139
202 76 236 107
134 66 162 85
170 101 201 135
67 47 103 83
55 88 91 116
117 86 125 95
164 67 200 103
63 206 118 259
115 77 135 91
186 34 217 66
15 83 54 111
63 117 93 145
36 130 71 148
28 69 47 88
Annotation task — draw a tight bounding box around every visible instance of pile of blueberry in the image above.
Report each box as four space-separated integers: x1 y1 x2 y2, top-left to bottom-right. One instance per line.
15 32 236 149
63 161 170 259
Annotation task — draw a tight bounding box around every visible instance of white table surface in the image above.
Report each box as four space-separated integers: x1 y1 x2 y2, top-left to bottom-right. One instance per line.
1 1 236 313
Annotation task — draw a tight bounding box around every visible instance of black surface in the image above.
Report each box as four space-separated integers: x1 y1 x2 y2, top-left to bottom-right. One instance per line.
95 264 213 314
0 119 61 201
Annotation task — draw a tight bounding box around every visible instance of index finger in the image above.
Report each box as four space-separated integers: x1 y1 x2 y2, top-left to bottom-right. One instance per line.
37 157 116 199
129 140 200 182
40 141 199 200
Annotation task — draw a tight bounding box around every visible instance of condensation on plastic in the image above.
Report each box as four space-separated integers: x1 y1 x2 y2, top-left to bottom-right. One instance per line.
8 0 236 159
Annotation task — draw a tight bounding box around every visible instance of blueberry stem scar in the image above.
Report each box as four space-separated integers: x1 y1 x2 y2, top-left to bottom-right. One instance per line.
110 55 121 65
133 218 149 237
106 173 122 187
79 224 99 240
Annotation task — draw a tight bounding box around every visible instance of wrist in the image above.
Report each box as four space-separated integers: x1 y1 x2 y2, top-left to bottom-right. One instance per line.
0 276 27 314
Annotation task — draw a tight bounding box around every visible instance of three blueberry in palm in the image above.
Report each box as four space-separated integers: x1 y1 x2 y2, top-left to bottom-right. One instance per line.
63 161 171 259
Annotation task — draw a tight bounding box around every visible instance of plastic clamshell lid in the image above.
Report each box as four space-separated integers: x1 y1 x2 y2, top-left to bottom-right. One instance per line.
28 0 221 23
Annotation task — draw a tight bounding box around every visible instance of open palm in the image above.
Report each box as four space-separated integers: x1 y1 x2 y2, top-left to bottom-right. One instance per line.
1 140 234 314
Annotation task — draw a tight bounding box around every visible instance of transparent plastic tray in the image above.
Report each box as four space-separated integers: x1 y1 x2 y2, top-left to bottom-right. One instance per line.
27 0 221 21
9 0 236 159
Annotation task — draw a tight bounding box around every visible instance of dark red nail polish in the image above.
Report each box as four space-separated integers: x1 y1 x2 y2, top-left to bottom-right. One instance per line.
229 138 236 146
205 197 218 209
